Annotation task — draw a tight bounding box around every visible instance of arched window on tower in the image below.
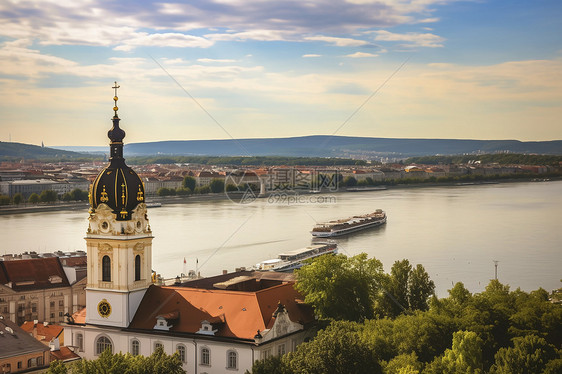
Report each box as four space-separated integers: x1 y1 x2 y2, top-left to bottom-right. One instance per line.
102 256 111 282
135 255 141 281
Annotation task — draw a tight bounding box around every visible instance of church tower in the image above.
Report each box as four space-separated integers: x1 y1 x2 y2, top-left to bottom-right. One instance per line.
85 83 153 328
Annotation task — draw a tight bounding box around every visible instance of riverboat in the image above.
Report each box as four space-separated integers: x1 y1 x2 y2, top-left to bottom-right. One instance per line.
255 243 338 272
311 209 386 237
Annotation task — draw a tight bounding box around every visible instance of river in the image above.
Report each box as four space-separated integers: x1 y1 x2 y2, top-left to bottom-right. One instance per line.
1 181 560 297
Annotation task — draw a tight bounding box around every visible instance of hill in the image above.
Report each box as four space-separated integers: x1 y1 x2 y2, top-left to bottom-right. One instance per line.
121 136 562 158
0 141 92 160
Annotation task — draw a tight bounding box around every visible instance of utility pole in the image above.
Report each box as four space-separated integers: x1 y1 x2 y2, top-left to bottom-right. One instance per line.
493 260 499 280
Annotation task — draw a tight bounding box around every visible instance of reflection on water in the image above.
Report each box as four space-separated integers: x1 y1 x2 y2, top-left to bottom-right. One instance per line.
1 181 561 297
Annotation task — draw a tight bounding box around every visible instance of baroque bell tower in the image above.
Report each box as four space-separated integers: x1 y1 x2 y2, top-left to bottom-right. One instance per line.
85 83 153 328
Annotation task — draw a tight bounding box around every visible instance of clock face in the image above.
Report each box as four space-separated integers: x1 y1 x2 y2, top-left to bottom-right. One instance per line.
97 299 112 318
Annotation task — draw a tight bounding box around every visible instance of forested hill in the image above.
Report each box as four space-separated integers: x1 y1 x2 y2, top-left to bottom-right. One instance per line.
8 136 562 160
0 141 90 160
122 136 562 157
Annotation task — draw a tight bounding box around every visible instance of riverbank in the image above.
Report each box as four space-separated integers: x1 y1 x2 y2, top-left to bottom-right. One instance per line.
1 176 558 215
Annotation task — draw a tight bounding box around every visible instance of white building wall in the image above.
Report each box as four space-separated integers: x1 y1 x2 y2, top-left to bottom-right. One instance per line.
64 324 310 374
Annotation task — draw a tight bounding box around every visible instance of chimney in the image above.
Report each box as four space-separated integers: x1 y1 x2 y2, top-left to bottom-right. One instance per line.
222 270 228 275
49 337 60 351
43 321 49 327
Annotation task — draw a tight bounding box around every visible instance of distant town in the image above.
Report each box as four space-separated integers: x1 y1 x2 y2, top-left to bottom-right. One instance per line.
0 154 561 206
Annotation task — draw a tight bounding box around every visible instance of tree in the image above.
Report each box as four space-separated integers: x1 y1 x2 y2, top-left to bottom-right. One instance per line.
247 356 291 374
176 187 191 196
182 176 196 192
440 331 484 374
391 312 456 363
409 264 436 311
28 193 40 204
0 195 10 205
384 352 423 374
378 260 435 318
39 189 57 203
157 187 176 196
343 176 358 187
70 188 88 201
490 334 557 374
50 347 185 374
13 193 23 205
285 320 382 374
194 185 211 194
295 253 385 322
209 178 225 193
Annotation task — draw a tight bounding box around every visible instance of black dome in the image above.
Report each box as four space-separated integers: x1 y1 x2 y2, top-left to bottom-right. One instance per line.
90 161 145 221
89 85 144 221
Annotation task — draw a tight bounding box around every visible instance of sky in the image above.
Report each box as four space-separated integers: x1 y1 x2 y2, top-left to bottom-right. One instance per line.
0 0 561 147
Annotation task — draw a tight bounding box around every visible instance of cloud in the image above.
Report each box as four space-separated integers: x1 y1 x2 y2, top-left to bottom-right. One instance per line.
345 52 378 58
114 33 213 51
304 36 370 47
0 0 448 48
373 30 445 48
197 58 238 63
205 30 291 42
302 54 322 58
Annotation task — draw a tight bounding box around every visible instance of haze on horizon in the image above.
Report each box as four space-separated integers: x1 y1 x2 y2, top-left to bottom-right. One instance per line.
0 0 561 147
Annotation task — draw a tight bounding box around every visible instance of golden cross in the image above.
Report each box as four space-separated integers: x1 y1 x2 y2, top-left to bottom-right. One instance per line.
112 82 120 96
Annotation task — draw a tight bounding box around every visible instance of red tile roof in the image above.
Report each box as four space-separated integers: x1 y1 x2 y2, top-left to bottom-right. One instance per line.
128 283 314 341
70 308 86 325
59 256 87 267
50 346 80 362
0 257 70 291
20 321 64 344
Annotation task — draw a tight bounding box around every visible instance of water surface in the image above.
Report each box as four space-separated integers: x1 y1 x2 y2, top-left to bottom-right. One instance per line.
1 181 560 297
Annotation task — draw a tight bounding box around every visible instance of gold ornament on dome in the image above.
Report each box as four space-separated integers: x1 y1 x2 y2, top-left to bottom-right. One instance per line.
121 183 126 205
137 185 144 202
100 185 109 202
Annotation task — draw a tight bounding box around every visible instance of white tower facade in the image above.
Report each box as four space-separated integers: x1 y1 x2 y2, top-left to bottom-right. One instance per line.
84 82 153 328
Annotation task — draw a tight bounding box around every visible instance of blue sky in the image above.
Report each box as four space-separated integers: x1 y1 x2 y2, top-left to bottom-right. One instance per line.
0 0 560 146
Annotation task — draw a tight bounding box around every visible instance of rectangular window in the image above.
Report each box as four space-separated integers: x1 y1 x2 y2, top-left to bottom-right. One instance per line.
177 345 186 363
201 347 210 366
277 344 286 356
32 304 37 313
59 300 64 307
59 311 64 317
227 351 237 369
17 362 22 369
50 313 55 318
50 301 55 308
76 334 84 352
131 340 140 356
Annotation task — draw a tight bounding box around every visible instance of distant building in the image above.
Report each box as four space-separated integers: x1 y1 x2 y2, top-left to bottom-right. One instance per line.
0 257 86 325
0 179 89 198
195 170 225 187
20 321 65 347
0 316 51 373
